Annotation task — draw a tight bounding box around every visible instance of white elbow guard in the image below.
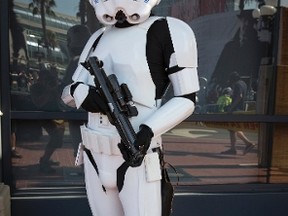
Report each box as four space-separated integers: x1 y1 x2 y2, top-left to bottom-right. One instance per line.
61 83 89 109
169 67 200 96
73 83 90 109
143 97 195 137
61 84 76 108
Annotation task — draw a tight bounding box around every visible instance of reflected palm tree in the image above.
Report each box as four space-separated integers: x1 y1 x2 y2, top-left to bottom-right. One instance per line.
46 30 57 50
86 2 102 33
76 0 101 32
9 0 29 71
28 0 56 51
77 0 87 25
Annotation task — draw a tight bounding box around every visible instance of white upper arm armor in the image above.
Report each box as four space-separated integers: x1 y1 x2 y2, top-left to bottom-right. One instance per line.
143 18 199 136
166 17 199 96
169 67 199 96
166 17 198 68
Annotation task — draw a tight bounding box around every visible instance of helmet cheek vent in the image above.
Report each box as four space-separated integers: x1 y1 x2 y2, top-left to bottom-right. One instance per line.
103 14 114 22
129 13 140 22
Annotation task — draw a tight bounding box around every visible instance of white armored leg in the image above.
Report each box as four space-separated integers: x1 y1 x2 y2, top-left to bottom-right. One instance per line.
84 153 125 216
119 153 162 216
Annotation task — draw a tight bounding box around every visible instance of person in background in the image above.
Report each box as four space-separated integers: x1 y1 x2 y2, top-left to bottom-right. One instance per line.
208 10 266 93
11 120 22 158
216 87 232 113
221 71 256 155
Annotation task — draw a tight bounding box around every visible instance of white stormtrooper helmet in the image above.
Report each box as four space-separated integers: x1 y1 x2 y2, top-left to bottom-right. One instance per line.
89 0 161 25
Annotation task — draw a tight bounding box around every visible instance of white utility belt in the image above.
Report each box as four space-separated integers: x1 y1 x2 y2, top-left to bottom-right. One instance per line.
80 124 162 156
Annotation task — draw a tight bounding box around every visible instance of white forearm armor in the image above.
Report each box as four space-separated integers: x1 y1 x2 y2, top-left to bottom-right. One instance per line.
143 17 199 137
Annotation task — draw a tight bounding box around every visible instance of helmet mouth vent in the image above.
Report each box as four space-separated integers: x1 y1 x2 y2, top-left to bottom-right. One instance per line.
93 0 159 25
115 10 127 23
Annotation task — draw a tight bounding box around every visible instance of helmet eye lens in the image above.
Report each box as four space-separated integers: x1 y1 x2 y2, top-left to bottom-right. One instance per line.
104 14 114 22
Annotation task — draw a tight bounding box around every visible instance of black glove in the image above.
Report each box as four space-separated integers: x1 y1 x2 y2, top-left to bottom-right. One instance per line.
135 124 154 154
118 125 154 167
80 86 109 113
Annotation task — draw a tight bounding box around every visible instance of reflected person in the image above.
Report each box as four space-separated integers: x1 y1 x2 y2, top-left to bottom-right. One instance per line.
221 71 255 155
30 68 65 173
60 25 91 157
207 10 270 104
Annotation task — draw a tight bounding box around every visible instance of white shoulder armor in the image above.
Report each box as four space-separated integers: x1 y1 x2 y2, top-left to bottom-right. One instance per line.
72 27 106 83
166 17 198 68
63 28 107 108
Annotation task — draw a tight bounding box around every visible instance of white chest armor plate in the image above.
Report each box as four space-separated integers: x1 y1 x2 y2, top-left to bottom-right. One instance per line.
91 20 158 109
85 18 163 132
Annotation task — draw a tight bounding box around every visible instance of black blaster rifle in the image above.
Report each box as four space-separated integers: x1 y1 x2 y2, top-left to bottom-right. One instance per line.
82 56 144 166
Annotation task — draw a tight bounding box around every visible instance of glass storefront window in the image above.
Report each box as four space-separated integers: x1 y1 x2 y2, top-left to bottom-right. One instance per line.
12 120 84 188
10 0 83 112
8 0 286 190
164 121 262 185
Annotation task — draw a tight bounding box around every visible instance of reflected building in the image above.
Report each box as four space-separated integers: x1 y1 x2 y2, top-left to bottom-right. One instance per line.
10 2 80 79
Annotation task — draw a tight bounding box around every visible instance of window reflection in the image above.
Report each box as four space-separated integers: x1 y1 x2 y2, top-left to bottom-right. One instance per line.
195 7 274 115
163 122 288 185
10 0 87 188
163 122 261 185
10 0 81 111
13 121 288 188
12 120 84 188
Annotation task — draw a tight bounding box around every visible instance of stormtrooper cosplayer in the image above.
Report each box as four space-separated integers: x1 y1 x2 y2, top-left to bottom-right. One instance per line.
62 0 199 215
